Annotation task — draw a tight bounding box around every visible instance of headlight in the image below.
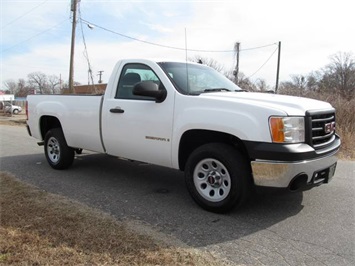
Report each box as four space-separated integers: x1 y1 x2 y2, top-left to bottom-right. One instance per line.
269 116 305 143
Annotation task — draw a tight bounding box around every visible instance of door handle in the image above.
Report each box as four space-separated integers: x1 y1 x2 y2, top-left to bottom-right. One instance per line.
110 107 124 113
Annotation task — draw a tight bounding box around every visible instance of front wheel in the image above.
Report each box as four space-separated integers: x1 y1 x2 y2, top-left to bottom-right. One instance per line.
44 128 74 170
185 143 251 213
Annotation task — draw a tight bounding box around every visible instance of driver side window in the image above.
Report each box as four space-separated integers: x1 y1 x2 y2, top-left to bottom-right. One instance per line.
116 63 160 100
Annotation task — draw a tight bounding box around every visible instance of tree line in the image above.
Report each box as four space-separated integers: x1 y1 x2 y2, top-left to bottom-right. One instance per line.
278 52 354 99
2 73 81 97
194 52 354 99
3 52 354 99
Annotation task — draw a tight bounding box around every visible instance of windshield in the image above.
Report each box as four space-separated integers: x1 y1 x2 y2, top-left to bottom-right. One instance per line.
158 62 242 95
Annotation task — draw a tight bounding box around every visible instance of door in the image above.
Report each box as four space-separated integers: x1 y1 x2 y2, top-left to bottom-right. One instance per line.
101 63 174 167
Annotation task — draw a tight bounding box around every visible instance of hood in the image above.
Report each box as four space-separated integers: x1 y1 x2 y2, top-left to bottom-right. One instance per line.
201 91 334 116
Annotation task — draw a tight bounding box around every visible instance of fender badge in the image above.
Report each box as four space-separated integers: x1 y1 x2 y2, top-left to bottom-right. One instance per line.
146 136 170 142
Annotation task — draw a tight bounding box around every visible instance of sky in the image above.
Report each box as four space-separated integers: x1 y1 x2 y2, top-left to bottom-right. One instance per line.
1 0 354 90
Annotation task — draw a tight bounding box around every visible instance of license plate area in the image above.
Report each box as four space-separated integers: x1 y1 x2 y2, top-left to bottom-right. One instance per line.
312 163 337 185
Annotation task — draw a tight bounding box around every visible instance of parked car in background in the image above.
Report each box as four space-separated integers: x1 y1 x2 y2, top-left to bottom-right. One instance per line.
4 102 22 114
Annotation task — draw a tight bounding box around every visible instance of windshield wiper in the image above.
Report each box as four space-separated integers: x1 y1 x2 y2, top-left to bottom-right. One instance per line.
203 88 231 92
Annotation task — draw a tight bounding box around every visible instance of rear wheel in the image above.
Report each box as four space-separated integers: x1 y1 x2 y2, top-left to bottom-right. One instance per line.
44 128 74 169
185 143 251 213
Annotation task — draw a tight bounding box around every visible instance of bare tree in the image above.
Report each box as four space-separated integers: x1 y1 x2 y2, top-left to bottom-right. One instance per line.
306 71 321 92
48 75 61 94
255 79 270 92
321 52 355 98
279 75 309 96
292 75 307 91
3 80 17 94
3 79 32 97
223 70 255 91
237 73 256 91
28 72 49 94
17 79 31 97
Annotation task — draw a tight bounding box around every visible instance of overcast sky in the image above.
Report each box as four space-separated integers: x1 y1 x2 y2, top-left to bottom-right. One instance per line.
1 0 354 90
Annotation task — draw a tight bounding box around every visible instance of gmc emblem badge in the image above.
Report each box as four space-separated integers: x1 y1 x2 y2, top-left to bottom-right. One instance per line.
324 122 336 134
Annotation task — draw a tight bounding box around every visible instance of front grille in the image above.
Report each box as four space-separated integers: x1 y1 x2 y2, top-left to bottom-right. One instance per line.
306 110 336 149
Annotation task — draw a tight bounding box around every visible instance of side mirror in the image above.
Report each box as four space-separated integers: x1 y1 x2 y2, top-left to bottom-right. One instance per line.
133 81 167 103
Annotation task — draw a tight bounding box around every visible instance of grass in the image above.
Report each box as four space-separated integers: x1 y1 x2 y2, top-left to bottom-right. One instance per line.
0 172 224 266
321 94 355 159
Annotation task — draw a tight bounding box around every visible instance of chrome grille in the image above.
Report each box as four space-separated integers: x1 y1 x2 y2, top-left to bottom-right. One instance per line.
308 111 336 149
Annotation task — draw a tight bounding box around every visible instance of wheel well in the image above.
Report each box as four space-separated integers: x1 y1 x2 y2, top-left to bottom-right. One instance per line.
178 129 249 171
40 116 62 140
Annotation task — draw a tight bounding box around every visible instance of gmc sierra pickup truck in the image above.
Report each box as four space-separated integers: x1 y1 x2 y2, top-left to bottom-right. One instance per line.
26 59 340 212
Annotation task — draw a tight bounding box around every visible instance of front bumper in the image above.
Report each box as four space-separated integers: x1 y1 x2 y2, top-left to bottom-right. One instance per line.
245 135 340 191
251 151 338 190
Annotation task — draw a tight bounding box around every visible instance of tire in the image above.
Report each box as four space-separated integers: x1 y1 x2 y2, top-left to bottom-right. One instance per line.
13 109 19 115
44 128 74 170
185 143 251 213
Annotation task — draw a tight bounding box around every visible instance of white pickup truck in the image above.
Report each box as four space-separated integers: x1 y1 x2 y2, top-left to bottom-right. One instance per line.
26 59 340 212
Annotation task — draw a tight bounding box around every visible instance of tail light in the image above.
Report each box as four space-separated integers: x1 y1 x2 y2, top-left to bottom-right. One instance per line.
26 101 29 120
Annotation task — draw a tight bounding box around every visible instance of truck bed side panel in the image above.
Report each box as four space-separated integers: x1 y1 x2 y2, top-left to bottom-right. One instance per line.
28 95 105 153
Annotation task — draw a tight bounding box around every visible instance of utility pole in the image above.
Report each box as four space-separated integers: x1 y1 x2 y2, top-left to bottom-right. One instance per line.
275 41 281 93
233 42 240 84
97 70 104 84
68 0 79 94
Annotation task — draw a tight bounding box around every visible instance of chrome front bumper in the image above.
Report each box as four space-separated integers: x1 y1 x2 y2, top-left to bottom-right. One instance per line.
251 151 338 189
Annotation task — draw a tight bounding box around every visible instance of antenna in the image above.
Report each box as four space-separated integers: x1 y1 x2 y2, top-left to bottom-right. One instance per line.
185 28 188 62
275 41 281 93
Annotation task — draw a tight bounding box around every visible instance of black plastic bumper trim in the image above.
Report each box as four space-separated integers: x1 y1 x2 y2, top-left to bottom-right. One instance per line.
244 135 340 162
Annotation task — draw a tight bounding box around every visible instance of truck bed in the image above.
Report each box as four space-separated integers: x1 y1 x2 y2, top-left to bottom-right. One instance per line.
27 94 105 153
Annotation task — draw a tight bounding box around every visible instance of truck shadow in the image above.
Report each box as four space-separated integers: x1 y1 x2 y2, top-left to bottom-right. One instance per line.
1 152 304 248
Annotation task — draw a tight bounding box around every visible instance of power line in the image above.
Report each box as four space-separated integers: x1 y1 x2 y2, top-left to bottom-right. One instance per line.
2 0 49 29
79 18 276 53
78 5 98 92
2 18 69 53
240 43 277 51
247 46 278 79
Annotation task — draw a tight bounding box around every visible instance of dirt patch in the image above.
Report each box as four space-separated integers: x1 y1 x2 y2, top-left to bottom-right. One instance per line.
0 119 26 126
0 172 226 265
0 113 26 126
